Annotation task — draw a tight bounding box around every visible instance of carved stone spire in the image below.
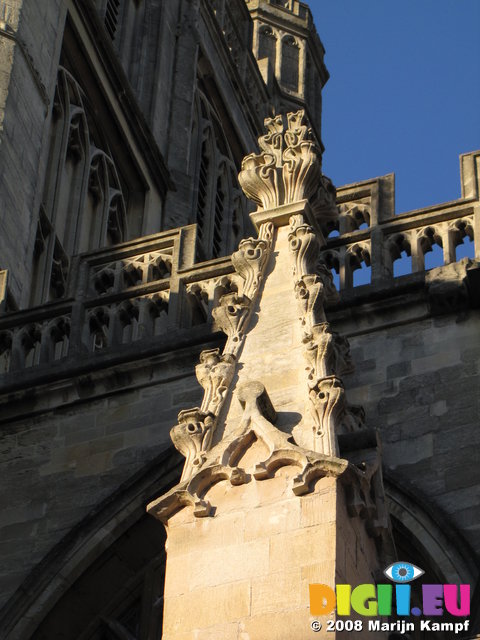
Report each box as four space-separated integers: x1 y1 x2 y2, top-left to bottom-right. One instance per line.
148 110 392 640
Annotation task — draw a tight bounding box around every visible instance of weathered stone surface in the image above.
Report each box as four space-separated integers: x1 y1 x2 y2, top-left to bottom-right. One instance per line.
0 0 479 637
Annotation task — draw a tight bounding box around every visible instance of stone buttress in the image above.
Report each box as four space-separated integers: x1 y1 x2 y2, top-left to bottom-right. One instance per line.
147 111 393 639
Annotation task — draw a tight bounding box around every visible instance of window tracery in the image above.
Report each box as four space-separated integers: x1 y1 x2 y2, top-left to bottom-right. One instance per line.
32 67 128 306
388 233 413 278
347 243 372 288
191 90 246 259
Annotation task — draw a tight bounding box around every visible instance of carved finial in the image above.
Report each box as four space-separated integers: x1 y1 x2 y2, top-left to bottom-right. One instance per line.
239 110 322 211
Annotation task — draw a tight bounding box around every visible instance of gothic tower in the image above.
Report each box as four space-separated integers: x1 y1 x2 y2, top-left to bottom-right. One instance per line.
247 0 329 144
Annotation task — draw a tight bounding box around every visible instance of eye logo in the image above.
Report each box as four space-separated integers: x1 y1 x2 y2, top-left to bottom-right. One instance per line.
384 562 424 583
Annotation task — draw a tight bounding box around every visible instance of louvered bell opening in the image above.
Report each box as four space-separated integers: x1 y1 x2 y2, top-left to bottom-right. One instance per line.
104 0 120 40
212 176 225 258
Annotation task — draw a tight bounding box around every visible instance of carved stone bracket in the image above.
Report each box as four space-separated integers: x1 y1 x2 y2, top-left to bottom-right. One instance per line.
147 464 249 521
220 381 288 464
149 375 387 542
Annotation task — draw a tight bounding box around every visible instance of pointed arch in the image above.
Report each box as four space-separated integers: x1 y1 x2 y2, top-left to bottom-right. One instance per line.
191 89 247 260
0 451 181 640
385 477 478 586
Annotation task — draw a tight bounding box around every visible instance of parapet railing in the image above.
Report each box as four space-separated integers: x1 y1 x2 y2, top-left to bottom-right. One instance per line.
0 151 478 382
320 151 480 292
0 226 235 380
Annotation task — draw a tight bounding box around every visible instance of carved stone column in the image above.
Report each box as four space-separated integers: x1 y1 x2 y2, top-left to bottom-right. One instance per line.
148 111 392 639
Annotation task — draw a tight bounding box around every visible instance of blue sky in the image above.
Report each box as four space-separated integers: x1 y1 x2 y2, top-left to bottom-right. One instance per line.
310 0 480 214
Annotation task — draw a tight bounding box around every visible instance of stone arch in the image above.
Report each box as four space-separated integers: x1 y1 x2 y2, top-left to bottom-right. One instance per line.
85 306 111 352
191 89 244 260
41 316 71 363
257 24 277 71
321 249 341 290
346 242 371 288
0 451 181 640
32 66 130 306
448 216 475 262
385 477 477 586
115 299 140 345
386 232 413 277
339 201 371 232
281 34 300 92
416 225 444 271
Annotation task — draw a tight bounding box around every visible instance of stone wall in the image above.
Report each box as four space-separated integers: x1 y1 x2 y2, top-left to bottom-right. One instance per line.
342 312 480 556
0 343 210 610
0 0 65 307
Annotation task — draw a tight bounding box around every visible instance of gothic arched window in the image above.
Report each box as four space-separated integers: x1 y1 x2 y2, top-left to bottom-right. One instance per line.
281 35 300 92
258 25 277 71
31 67 128 306
191 90 246 260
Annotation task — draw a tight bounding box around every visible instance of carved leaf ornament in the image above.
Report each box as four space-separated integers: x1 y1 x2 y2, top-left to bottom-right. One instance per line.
239 110 321 211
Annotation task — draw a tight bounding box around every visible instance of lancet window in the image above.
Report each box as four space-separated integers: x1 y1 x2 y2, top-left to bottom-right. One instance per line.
258 25 277 70
281 35 300 92
191 90 245 260
31 67 128 305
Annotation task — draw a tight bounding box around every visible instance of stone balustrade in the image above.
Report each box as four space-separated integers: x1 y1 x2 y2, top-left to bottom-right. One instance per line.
0 150 478 382
320 151 479 293
0 226 234 381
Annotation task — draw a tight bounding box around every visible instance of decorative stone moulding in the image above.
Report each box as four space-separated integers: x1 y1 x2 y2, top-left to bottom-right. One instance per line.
173 221 274 479
148 379 387 538
303 322 353 382
285 208 357 455
294 275 327 328
169 349 236 482
288 215 339 336
211 293 251 353
212 221 274 355
231 236 270 299
149 109 388 546
238 110 337 222
195 348 236 416
288 215 323 276
170 408 215 482
308 375 345 457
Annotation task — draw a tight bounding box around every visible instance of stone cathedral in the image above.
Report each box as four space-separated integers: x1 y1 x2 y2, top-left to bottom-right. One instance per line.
0 0 478 638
